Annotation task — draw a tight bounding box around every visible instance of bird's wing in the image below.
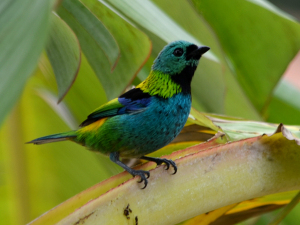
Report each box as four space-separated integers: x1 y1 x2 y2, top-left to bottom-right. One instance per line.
79 88 152 127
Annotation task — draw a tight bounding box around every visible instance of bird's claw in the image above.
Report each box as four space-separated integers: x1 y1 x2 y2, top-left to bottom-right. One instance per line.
165 159 177 175
132 170 150 189
145 171 150 179
156 158 177 174
141 156 178 175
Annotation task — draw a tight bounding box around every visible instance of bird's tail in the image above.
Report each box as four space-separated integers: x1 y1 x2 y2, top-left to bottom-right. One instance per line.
26 131 77 145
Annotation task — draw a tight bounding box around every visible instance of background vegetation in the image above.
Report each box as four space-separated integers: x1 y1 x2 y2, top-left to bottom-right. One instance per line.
1 0 300 224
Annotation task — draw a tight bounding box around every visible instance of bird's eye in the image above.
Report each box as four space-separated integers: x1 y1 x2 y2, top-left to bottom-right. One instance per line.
173 48 184 57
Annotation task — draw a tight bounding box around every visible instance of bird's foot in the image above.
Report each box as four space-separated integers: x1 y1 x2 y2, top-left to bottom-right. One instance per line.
141 156 177 174
130 169 150 189
110 152 150 189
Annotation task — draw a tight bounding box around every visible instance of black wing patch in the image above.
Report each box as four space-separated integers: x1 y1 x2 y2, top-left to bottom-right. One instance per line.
119 88 151 100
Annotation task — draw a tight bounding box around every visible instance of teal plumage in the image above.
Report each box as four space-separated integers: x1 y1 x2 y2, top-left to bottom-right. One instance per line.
27 40 210 188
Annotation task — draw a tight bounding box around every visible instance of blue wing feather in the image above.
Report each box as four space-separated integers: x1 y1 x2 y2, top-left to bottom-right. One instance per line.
80 88 152 126
118 96 151 114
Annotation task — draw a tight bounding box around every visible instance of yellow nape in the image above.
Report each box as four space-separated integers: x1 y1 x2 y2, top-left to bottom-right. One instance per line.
80 118 108 132
137 70 182 98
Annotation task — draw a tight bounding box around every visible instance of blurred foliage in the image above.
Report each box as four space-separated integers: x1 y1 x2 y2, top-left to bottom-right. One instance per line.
1 0 300 224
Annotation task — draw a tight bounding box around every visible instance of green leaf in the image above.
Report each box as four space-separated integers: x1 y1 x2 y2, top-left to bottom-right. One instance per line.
107 0 217 62
0 58 120 224
267 80 300 124
58 0 151 100
268 191 300 225
46 13 81 103
60 0 120 70
36 89 78 129
208 115 300 141
192 0 300 111
179 204 238 225
0 0 53 126
38 52 108 122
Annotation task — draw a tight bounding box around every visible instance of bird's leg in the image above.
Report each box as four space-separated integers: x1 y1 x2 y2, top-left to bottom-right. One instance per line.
141 156 177 174
110 152 150 189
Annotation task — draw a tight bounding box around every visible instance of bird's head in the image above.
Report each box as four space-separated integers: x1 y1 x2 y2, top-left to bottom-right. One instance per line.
137 40 210 97
152 40 210 75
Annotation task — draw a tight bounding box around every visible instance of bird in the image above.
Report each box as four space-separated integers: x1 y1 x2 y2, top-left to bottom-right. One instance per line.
27 40 210 188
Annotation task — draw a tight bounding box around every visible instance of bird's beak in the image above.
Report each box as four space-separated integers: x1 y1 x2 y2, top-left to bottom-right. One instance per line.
187 46 210 60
